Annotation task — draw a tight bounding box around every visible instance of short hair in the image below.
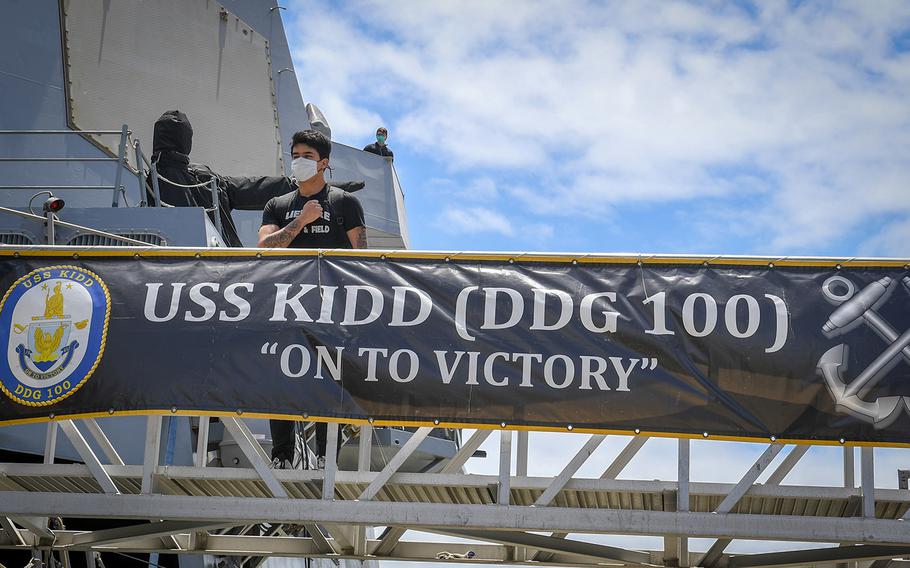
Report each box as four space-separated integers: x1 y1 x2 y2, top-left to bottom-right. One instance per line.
290 130 331 160
376 127 388 135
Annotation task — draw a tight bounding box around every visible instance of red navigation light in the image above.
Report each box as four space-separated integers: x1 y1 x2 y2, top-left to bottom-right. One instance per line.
42 197 65 213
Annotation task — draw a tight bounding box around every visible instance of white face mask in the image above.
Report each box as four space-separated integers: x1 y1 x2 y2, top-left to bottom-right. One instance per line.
291 157 318 181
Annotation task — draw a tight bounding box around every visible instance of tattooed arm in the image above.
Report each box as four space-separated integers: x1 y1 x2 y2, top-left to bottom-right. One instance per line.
258 223 295 248
258 200 322 248
347 226 368 249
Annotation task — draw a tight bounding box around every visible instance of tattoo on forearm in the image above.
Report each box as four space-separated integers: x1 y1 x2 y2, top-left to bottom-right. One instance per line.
261 217 305 248
260 229 293 248
356 227 368 248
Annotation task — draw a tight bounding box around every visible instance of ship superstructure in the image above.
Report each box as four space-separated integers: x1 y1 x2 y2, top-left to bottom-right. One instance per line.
0 3 908 568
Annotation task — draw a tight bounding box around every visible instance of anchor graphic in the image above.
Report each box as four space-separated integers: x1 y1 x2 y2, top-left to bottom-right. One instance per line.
817 275 910 428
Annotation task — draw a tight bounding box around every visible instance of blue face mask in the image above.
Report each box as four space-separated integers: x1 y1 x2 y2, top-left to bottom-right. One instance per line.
376 135 386 144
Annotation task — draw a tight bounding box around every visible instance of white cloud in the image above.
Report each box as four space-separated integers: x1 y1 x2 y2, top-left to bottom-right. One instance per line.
286 0 910 253
438 206 516 237
280 6 910 557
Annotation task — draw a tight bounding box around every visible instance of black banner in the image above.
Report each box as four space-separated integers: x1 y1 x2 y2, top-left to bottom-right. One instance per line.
1 249 908 445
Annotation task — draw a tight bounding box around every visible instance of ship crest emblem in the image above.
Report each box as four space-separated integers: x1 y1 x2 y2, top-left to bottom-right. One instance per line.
0 266 110 406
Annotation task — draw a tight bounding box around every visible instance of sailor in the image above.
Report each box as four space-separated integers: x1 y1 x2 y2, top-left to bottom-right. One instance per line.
363 126 394 160
149 110 294 246
259 129 368 469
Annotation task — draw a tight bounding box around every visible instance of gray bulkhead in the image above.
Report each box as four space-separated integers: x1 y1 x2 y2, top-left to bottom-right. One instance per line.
0 2 427 566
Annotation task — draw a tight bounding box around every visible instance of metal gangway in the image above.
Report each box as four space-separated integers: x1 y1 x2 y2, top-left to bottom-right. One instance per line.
0 127 909 568
0 413 908 568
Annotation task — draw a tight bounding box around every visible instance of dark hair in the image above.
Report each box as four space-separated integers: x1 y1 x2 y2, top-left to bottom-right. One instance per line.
376 127 388 135
290 129 331 160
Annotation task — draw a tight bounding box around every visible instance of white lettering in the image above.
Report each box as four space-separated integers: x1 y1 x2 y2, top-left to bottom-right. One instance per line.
280 344 311 378
271 284 316 322
389 349 419 383
643 292 675 335
314 345 344 381
609 356 636 392
512 353 542 387
315 286 338 324
765 294 789 353
481 287 524 330
454 286 479 341
389 286 433 327
544 354 575 389
530 289 573 331
465 351 480 385
185 282 219 322
435 350 464 385
144 283 185 322
682 293 717 337
580 292 619 333
580 355 611 390
725 294 760 338
341 286 383 325
358 348 388 382
219 283 254 322
483 352 510 386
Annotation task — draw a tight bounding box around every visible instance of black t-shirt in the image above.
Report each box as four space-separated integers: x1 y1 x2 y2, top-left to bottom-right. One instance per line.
363 143 393 158
261 185 365 249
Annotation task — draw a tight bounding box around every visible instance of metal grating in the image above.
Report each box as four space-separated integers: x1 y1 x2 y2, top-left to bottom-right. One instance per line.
2 464 907 522
0 232 34 245
67 232 165 246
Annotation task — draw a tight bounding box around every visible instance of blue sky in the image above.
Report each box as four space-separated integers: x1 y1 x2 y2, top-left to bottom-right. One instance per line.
280 0 910 557
284 0 910 257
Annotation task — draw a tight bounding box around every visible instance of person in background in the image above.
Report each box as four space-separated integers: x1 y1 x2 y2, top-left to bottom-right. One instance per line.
149 109 293 246
363 126 393 160
259 129 367 469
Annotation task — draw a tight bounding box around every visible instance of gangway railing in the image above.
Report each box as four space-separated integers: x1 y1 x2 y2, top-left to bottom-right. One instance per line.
0 124 225 241
131 139 224 237
0 125 131 207
0 412 908 568
0 205 159 247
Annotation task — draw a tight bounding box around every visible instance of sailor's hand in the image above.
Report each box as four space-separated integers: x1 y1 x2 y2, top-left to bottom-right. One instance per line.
300 200 324 224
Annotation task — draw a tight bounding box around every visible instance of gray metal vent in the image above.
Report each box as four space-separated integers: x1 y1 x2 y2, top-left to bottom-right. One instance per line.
67 233 165 247
0 232 35 246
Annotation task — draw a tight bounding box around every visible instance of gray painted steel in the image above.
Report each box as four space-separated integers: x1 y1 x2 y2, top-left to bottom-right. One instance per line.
1 3 907 567
0 1 142 209
65 0 283 177
1 491 908 544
